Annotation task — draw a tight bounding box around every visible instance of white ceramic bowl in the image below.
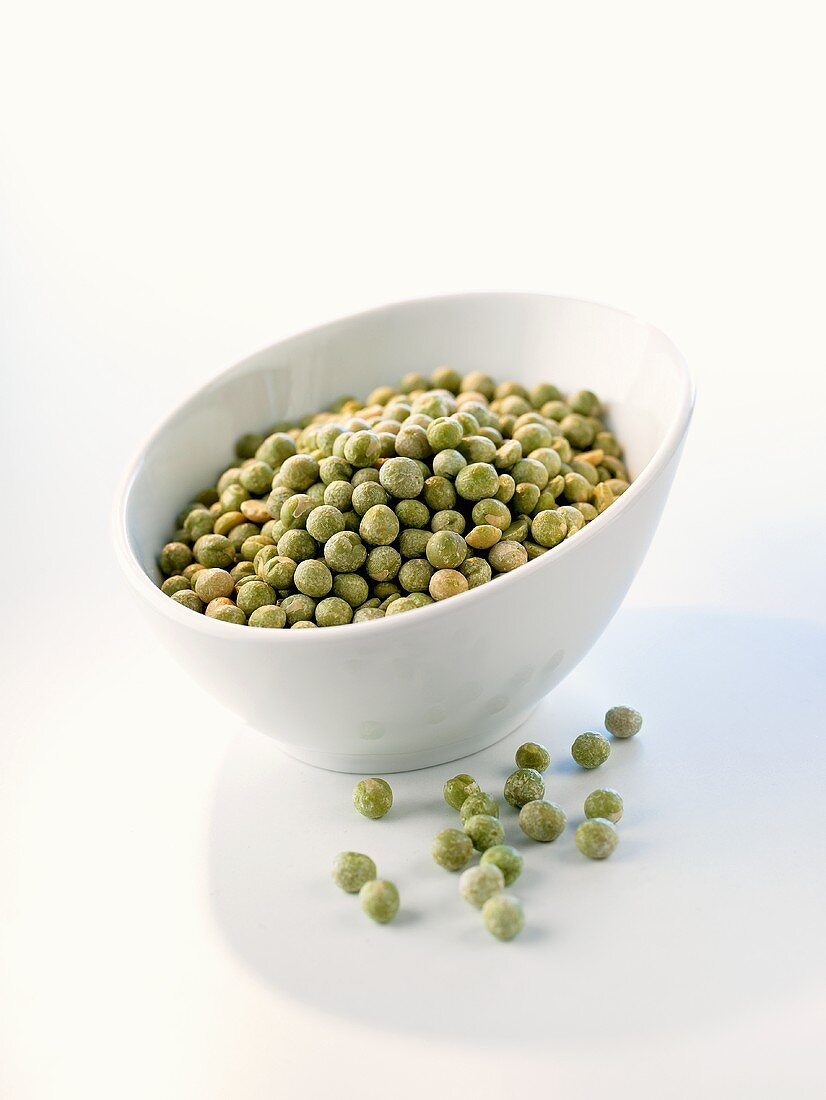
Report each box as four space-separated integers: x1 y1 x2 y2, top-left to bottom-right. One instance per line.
114 293 693 772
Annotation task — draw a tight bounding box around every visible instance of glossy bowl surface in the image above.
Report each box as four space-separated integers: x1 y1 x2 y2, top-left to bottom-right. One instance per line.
114 293 694 771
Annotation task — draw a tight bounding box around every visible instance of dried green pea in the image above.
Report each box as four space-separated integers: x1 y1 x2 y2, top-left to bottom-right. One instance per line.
455 462 500 501
161 575 191 597
460 791 500 824
459 863 504 907
379 456 425 499
240 498 271 525
430 509 466 535
399 528 432 559
384 595 417 615
563 472 593 503
463 813 505 852
443 774 480 810
353 777 393 819
426 529 467 570
220 483 250 513
374 582 401 600
256 432 297 467
512 482 541 515
432 828 474 871
519 800 566 842
323 480 354 511
193 568 234 603
360 879 399 923
531 510 567 548
248 604 287 628
331 572 369 608
550 435 573 463
359 504 400 546
556 505 586 536
398 558 435 593
281 593 316 625
514 422 552 453
332 851 377 893
575 818 618 859
460 556 492 589
353 606 385 623
571 732 611 769
426 416 464 451
323 531 366 573
184 507 215 541
159 541 193 575
466 524 502 550
239 460 274 494
482 893 525 940
480 844 523 886
488 540 528 573
277 529 317 564
495 474 516 503
569 389 602 417
343 429 382 468
351 481 389 516
365 545 402 582
235 579 276 614
528 446 563 479
515 742 550 772
293 559 333 598
394 424 431 460
171 589 204 613
257 555 296 589
585 788 624 822
502 516 530 543
605 706 643 739
574 501 598 522
315 595 353 626
429 569 468 601
503 768 545 808
193 534 234 568
240 535 273 562
596 430 622 457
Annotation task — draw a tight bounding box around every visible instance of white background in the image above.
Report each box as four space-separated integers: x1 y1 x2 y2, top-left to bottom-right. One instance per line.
2 2 825 1098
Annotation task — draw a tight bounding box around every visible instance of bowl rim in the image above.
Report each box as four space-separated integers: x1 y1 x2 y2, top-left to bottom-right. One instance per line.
113 290 695 642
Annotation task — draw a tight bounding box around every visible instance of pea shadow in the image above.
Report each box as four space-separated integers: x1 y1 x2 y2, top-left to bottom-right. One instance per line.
206 607 826 1044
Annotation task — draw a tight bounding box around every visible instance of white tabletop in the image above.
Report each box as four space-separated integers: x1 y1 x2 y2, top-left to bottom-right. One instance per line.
2 4 825 1096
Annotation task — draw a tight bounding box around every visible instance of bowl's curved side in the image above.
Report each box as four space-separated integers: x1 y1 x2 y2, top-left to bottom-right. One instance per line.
114 292 693 771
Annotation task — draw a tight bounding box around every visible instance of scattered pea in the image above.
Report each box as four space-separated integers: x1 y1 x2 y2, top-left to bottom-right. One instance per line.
584 788 624 823
605 706 643 739
459 863 505 908
575 818 619 859
480 844 523 886
503 768 545 808
443 774 480 810
332 852 377 893
463 813 505 852
353 777 393 819
432 828 474 871
459 791 500 824
514 742 550 772
481 894 525 940
518 800 566 842
360 879 400 923
571 732 611 769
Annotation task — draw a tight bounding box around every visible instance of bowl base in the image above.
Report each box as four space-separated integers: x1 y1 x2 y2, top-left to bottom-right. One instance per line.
267 704 538 773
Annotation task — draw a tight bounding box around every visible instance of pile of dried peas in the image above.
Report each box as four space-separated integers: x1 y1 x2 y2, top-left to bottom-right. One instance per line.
156 369 631 627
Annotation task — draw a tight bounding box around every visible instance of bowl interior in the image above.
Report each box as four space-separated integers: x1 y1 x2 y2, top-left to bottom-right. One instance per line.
123 293 691 582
